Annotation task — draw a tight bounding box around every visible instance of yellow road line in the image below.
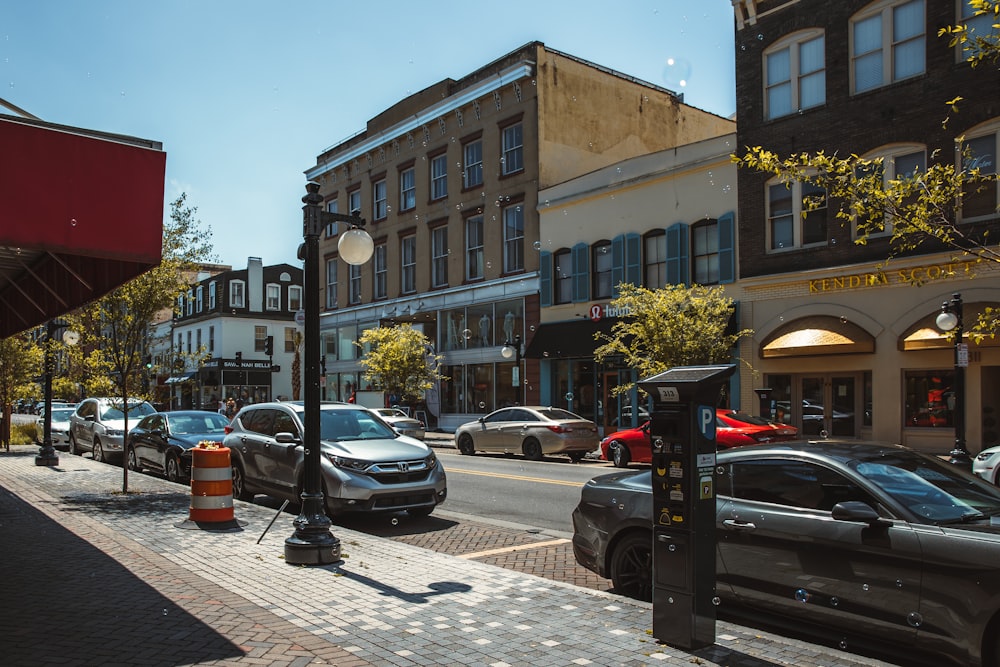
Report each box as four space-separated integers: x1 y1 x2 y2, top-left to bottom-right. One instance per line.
445 467 583 487
459 538 570 559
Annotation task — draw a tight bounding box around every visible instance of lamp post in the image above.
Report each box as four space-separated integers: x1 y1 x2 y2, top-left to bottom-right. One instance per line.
37 319 78 467
936 292 972 469
500 333 523 406
285 181 373 566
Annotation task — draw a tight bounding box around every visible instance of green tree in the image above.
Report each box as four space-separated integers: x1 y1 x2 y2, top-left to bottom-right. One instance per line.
0 334 44 450
734 1 1000 334
357 324 445 404
68 193 216 491
593 283 751 397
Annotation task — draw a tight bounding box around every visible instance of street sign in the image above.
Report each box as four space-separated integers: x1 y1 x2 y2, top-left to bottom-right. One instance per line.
958 343 969 368
294 309 306 326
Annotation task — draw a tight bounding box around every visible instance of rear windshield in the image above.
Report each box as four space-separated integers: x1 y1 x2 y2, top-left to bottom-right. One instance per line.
719 411 772 426
537 408 585 421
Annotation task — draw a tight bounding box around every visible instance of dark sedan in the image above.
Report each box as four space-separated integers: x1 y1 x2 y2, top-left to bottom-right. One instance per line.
126 410 231 483
572 440 1000 667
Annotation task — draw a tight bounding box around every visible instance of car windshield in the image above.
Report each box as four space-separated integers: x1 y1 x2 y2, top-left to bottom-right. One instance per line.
849 451 1000 524
299 409 397 441
101 402 155 420
170 413 230 435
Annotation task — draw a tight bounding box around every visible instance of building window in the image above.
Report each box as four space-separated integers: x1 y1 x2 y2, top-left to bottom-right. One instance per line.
501 122 523 175
209 281 216 310
959 0 1000 59
288 285 302 312
767 180 827 250
463 139 483 188
466 215 484 281
431 226 449 288
961 120 999 220
209 325 215 354
325 199 339 237
691 219 720 285
186 331 192 355
348 189 361 216
186 290 193 316
284 327 296 353
254 326 267 352
372 178 387 221
431 154 448 200
196 286 204 312
592 241 613 299
644 231 666 289
554 249 573 304
904 369 956 428
400 167 416 211
401 234 416 294
765 30 825 119
858 145 927 235
349 264 362 305
229 281 245 309
374 244 387 299
266 284 280 311
325 259 338 309
196 328 202 355
851 0 925 94
503 204 524 273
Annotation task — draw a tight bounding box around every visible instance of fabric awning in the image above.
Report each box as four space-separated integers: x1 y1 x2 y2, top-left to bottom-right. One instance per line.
165 371 199 384
760 315 875 358
523 319 617 359
0 113 166 338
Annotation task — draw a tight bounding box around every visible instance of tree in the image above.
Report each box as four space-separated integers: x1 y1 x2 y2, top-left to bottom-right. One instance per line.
0 334 43 450
68 194 216 492
291 330 303 401
593 283 751 397
356 324 445 404
733 1 1000 335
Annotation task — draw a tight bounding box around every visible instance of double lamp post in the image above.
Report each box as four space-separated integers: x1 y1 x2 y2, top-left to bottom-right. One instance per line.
936 292 973 469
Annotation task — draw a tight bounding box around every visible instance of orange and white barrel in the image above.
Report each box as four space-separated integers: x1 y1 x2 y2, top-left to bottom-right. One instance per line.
189 446 234 523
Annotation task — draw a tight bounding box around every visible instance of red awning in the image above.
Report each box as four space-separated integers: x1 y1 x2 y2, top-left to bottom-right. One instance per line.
0 113 166 338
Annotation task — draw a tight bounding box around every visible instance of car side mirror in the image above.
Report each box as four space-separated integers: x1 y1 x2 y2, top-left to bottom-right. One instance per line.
831 501 887 526
84 415 96 422
275 431 300 444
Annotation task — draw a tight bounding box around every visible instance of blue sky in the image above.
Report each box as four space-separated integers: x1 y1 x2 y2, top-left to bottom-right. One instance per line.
4 1 737 270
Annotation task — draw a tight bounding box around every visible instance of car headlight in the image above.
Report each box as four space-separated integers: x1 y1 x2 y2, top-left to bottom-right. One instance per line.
329 454 372 471
425 451 437 468
105 428 125 436
977 451 998 461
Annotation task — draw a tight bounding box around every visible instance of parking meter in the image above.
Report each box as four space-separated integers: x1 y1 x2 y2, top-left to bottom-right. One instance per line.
638 364 735 650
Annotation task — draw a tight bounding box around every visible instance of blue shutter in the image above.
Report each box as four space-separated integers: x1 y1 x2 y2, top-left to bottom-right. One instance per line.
572 242 589 303
539 251 552 307
611 235 625 298
718 212 735 284
666 222 689 286
625 232 641 286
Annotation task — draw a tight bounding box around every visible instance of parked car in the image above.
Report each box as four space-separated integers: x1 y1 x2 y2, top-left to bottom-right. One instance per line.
369 407 425 440
974 445 1000 485
572 440 1000 667
126 410 231 483
68 397 156 463
454 406 598 461
35 406 77 450
223 401 446 517
599 409 798 467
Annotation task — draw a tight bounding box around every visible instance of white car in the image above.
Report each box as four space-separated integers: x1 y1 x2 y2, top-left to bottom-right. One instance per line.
69 397 156 463
36 406 77 450
369 407 426 440
974 445 1000 485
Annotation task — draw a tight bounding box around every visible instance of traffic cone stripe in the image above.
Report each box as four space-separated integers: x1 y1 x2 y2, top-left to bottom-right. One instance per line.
188 446 235 523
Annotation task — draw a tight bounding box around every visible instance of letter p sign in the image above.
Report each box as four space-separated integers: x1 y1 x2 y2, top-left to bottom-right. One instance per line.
698 405 716 441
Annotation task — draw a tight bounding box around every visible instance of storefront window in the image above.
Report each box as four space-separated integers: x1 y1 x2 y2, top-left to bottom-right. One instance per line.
496 361 518 407
468 304 494 348
904 369 955 428
467 363 495 413
337 324 358 360
441 364 465 413
765 374 793 424
495 298 523 345
443 308 469 351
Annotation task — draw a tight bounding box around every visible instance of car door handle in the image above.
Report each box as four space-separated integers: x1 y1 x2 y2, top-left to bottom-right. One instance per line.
722 519 756 531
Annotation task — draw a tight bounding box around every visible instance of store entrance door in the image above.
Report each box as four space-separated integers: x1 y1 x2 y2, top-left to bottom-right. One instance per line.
800 375 857 437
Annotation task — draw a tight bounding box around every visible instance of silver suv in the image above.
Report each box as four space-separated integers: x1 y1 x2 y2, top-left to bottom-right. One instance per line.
223 402 447 517
69 397 156 463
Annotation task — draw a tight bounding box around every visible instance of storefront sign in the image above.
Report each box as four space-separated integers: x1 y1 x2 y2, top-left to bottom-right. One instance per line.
808 261 976 294
590 303 633 321
222 359 272 370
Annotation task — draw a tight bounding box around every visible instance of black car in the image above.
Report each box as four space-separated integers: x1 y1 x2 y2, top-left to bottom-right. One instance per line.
572 441 1000 667
126 410 231 483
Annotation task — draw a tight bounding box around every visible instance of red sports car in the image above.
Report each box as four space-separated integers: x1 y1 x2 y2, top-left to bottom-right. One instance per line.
599 409 799 468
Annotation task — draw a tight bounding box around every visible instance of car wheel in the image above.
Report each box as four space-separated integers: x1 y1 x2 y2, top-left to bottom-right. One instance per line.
165 454 182 484
408 505 435 518
457 434 475 456
522 437 543 461
610 531 653 602
231 462 253 501
68 434 80 456
568 451 586 463
611 442 631 468
127 447 141 473
92 439 105 463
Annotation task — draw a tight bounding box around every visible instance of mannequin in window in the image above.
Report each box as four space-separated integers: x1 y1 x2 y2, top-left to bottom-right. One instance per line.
479 313 491 346
503 310 515 343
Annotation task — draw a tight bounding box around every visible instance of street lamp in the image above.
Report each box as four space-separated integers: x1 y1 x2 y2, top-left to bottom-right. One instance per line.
285 181 373 566
500 333 523 406
936 292 972 469
37 319 78 467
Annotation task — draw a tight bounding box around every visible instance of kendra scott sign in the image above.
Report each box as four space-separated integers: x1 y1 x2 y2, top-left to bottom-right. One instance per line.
808 261 976 294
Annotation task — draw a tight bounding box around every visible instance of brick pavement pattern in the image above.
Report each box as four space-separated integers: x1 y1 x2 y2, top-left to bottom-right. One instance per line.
0 446 901 666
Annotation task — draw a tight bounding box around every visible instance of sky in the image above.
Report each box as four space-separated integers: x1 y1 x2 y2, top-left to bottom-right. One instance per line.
3 1 737 271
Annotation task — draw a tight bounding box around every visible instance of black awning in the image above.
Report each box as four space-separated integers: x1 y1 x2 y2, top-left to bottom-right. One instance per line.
165 370 199 384
523 319 617 359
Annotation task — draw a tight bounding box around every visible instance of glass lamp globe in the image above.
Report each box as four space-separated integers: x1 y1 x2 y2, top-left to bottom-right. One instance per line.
936 310 959 332
338 228 375 265
500 343 515 359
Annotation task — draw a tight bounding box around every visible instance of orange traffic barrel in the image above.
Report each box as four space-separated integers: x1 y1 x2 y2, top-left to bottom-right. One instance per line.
188 445 234 523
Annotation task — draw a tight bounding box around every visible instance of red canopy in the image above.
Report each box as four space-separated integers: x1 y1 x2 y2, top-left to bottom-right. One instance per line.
0 114 166 338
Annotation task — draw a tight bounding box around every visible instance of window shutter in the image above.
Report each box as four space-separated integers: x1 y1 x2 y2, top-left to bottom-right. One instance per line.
539 251 552 307
611 235 625 298
666 222 689 286
625 232 641 287
572 242 590 303
718 212 735 284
